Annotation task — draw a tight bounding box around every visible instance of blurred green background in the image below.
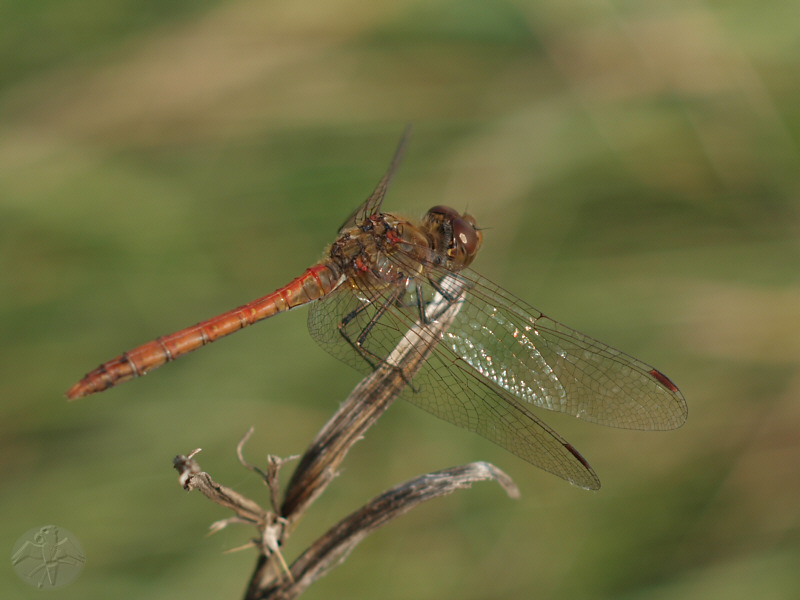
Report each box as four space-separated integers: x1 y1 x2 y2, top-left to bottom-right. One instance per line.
2 1 799 599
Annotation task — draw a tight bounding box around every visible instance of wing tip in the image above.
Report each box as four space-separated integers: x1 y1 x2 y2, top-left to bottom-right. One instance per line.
648 368 689 428
563 442 601 490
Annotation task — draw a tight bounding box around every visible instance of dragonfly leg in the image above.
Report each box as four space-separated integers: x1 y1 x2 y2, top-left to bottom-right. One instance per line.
337 282 420 391
338 285 403 370
426 275 463 307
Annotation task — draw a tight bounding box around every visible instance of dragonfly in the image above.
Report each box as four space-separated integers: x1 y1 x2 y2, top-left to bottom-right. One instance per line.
67 130 687 489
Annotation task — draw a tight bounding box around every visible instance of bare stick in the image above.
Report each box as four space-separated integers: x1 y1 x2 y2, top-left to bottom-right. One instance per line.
253 462 519 600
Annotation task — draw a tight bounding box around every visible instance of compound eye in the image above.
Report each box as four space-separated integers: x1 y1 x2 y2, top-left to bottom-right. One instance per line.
426 205 460 220
453 217 481 260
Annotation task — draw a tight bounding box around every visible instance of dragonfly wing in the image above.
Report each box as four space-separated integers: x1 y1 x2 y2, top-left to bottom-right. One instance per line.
307 277 601 488
402 338 601 489
337 126 412 233
443 269 688 430
310 263 686 430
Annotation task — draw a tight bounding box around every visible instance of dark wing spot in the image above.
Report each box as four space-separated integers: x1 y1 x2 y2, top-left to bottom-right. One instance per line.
649 368 679 392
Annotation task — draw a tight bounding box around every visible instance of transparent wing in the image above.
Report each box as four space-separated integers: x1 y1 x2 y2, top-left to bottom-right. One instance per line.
443 269 687 430
307 248 686 488
308 277 600 488
337 126 411 233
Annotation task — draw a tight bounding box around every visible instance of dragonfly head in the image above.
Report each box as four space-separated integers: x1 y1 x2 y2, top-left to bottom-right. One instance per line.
423 205 483 269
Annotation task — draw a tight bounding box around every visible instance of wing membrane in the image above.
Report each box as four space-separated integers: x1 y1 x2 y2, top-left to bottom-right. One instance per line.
443 269 687 430
309 279 601 489
307 243 686 487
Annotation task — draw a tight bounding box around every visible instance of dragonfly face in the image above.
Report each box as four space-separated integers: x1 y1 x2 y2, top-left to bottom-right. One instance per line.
421 205 483 270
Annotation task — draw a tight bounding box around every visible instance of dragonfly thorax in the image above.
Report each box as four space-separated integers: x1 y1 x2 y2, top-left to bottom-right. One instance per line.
329 206 482 291
328 214 413 288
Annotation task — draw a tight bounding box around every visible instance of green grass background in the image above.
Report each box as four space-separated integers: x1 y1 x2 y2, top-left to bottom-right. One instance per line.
2 1 799 598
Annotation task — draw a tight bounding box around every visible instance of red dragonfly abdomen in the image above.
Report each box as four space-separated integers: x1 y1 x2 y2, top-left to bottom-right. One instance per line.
66 263 341 399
